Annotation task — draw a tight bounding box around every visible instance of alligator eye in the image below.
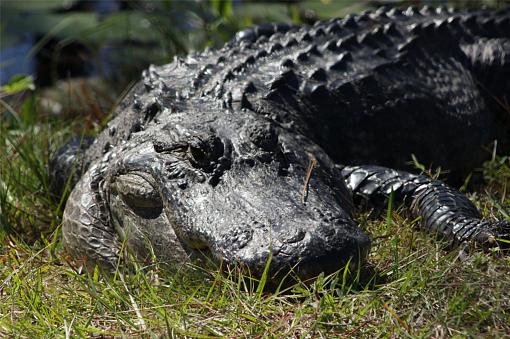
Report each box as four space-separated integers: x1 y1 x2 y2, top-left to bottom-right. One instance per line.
189 141 208 163
112 173 163 218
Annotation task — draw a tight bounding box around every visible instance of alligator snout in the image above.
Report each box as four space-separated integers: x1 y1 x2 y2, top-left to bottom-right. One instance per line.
216 217 371 282
162 152 371 283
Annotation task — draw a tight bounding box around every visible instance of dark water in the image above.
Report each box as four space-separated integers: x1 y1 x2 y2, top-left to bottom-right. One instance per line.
0 0 176 88
1 39 35 85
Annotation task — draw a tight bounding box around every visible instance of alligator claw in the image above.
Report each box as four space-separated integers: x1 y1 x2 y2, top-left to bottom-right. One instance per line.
473 221 510 249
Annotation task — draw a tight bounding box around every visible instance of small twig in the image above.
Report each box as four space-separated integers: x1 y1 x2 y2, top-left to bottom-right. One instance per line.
383 302 410 332
301 157 317 204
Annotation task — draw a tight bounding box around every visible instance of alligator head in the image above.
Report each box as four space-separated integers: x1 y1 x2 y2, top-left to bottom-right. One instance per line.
62 111 370 283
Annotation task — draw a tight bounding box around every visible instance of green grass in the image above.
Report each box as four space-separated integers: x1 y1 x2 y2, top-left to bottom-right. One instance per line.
2 86 510 337
2 0 510 337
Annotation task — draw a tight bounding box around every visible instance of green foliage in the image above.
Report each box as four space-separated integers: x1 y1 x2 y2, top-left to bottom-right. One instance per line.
0 75 35 96
211 0 234 18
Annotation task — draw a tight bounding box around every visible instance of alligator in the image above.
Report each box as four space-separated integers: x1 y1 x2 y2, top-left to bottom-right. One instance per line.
54 5 510 283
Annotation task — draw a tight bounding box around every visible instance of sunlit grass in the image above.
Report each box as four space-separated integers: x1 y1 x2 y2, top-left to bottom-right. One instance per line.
2 219 510 336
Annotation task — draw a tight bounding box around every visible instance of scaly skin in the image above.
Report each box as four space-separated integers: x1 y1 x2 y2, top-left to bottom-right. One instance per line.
58 6 510 283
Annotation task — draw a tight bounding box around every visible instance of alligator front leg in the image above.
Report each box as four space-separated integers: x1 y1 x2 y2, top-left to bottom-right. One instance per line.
340 165 510 248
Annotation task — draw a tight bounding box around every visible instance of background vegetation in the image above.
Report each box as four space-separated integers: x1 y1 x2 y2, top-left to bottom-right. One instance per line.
1 0 510 336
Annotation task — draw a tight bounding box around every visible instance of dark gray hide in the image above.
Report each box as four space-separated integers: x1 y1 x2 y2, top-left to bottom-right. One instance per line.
59 5 510 283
